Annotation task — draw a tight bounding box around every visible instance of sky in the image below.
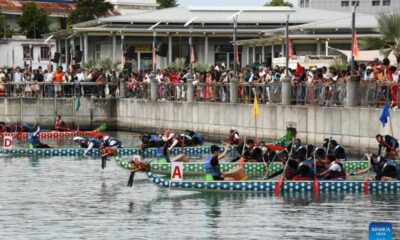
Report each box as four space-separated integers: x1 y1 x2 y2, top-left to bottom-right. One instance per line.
178 0 298 7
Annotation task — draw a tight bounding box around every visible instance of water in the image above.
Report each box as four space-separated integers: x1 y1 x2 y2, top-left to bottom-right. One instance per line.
1 132 399 239
1 155 399 240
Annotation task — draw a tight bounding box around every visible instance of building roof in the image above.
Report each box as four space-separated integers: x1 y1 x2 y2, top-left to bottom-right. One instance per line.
97 6 355 25
0 0 75 15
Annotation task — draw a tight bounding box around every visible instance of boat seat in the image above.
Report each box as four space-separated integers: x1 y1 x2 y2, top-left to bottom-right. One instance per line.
204 173 213 181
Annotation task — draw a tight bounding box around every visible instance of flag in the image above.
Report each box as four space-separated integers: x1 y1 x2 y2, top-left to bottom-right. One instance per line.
352 31 359 58
235 45 239 65
69 55 73 72
252 96 259 118
190 46 195 65
295 62 303 76
152 47 156 68
120 50 125 69
288 37 293 59
380 101 390 127
12 48 15 70
75 97 81 112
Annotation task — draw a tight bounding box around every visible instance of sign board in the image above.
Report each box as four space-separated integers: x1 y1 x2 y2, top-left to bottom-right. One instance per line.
171 162 183 181
3 136 13 149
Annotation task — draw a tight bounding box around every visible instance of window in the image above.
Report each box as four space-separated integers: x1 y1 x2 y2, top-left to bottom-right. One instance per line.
341 1 349 7
352 1 360 6
95 44 101 60
383 0 391 6
372 0 380 6
23 45 32 59
40 47 49 60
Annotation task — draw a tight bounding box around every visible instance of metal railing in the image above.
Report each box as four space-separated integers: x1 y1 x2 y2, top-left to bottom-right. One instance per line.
291 83 347 106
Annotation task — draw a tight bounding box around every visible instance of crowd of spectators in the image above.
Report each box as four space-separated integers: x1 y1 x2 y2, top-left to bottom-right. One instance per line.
1 57 399 108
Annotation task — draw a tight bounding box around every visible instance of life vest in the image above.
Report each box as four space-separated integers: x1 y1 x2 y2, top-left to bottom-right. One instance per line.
150 134 158 142
382 160 400 179
88 138 101 148
229 130 240 144
328 162 347 180
193 132 204 145
166 135 183 148
55 120 68 131
28 132 40 148
204 155 221 177
333 145 347 161
299 159 315 175
294 145 307 155
79 141 88 148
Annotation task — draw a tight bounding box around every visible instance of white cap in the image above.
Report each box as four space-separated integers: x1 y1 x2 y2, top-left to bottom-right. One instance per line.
73 137 84 142
103 136 110 142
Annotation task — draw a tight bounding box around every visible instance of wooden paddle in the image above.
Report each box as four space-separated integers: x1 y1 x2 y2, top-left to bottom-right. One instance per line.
274 138 295 196
313 150 319 196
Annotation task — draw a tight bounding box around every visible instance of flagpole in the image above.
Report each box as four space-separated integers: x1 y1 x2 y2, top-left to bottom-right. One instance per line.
351 3 356 74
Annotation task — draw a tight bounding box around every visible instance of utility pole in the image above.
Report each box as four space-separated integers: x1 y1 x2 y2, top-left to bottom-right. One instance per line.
350 2 357 74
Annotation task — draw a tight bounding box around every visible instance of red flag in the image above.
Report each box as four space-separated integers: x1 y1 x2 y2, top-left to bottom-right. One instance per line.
120 50 125 69
288 37 293 59
235 45 239 65
352 31 359 58
190 46 195 65
152 47 156 68
295 62 303 76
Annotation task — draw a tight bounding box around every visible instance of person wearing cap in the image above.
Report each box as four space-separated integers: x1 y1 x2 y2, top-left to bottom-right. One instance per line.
204 143 230 180
351 153 400 181
73 137 88 148
228 127 240 145
141 133 165 150
102 135 124 149
73 136 101 155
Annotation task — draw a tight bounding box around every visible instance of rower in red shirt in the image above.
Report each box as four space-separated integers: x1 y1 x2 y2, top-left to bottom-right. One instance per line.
54 115 69 131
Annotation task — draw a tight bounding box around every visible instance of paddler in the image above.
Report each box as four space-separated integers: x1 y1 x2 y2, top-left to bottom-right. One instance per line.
316 154 347 180
73 136 101 155
291 153 313 181
54 115 69 131
351 153 400 181
329 140 347 162
102 135 124 148
164 130 183 152
376 134 399 159
141 134 165 150
204 143 230 180
13 122 22 132
180 130 204 146
28 125 51 148
228 127 240 145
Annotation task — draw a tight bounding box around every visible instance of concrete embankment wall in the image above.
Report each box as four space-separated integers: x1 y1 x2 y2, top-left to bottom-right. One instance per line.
0 98 117 130
117 99 400 156
0 98 398 155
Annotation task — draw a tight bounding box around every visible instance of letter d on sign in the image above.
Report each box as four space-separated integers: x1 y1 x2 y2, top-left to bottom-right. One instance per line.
3 136 13 149
171 162 183 181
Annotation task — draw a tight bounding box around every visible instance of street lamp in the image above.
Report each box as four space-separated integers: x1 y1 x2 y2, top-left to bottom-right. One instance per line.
228 10 242 79
184 17 197 80
149 21 162 74
350 1 359 74
285 11 290 78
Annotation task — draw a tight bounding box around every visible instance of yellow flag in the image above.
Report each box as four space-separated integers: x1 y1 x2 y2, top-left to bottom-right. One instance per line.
252 96 259 118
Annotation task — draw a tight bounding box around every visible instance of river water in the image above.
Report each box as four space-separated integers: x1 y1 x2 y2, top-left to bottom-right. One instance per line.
0 132 399 239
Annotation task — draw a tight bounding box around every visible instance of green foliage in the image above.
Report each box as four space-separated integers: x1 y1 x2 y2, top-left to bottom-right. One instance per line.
265 0 293 7
157 0 179 9
194 62 210 73
69 0 114 24
81 59 97 72
359 12 400 64
330 57 347 72
171 58 186 70
17 2 50 38
96 57 122 72
0 14 13 38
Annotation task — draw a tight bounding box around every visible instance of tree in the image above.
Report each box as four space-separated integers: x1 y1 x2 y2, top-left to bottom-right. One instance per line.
17 2 50 39
69 0 114 24
265 0 293 7
157 0 179 9
359 12 400 64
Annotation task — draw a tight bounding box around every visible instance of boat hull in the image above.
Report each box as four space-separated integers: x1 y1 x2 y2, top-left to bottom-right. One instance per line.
146 171 400 193
0 132 83 139
0 145 232 157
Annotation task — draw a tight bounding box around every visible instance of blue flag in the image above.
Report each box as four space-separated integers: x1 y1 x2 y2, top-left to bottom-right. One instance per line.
380 101 390 127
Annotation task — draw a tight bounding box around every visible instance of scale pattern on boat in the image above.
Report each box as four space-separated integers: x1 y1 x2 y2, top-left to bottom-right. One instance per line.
146 172 400 193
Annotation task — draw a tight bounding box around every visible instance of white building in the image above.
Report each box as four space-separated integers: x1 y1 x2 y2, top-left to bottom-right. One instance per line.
109 0 157 15
50 6 379 71
298 0 400 14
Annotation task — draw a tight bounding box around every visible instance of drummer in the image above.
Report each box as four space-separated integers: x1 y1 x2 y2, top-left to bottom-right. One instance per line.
204 143 230 180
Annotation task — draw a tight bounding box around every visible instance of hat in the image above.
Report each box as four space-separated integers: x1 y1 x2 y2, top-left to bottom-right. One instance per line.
164 130 171 136
103 136 110 142
366 66 372 70
73 137 84 142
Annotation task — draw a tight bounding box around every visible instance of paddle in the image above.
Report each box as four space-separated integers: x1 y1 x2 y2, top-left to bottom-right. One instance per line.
263 152 278 179
127 171 135 187
274 138 295 195
313 149 319 195
101 156 107 169
238 136 246 167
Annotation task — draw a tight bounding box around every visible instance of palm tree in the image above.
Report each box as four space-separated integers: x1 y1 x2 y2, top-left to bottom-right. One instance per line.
359 11 400 64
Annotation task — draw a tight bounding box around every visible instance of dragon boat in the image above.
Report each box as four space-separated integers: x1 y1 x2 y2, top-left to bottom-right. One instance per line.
115 156 395 176
0 131 84 139
123 159 400 194
0 145 233 157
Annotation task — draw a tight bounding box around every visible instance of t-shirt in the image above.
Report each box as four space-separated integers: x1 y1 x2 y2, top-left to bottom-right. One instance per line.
329 162 342 172
54 72 63 84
